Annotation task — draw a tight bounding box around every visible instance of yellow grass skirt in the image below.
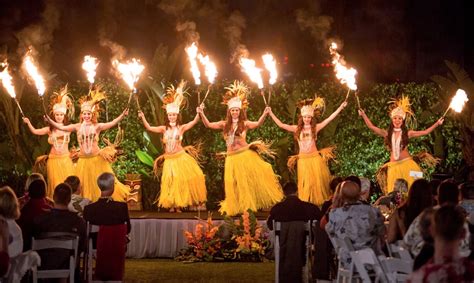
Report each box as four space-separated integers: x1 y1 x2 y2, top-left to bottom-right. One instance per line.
75 155 129 202
295 152 332 206
385 157 421 193
219 146 283 216
46 153 75 199
156 150 207 208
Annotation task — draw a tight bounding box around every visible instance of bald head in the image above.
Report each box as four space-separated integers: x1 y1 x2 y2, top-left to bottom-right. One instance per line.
341 181 361 203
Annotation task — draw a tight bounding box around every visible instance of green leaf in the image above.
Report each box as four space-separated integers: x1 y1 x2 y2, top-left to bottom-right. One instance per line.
135 150 155 168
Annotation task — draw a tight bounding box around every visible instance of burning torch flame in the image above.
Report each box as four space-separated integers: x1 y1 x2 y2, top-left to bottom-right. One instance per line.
197 54 217 84
329 42 357 91
23 52 46 96
113 58 145 92
239 57 264 89
449 89 469 113
262 53 278 85
82 55 99 84
0 63 16 98
185 42 201 85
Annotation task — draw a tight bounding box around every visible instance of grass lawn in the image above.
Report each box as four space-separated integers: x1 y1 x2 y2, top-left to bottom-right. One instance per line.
124 258 275 283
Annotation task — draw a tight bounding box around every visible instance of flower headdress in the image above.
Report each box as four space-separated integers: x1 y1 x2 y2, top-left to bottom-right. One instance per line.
79 85 106 114
297 95 325 117
389 95 416 128
50 84 74 119
222 80 249 109
163 80 188 114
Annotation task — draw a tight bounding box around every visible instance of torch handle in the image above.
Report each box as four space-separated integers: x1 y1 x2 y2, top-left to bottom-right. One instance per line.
267 89 272 106
41 97 48 115
201 86 211 105
260 90 268 106
135 92 141 111
14 98 25 118
344 89 351 102
355 93 361 109
127 91 134 107
441 107 450 119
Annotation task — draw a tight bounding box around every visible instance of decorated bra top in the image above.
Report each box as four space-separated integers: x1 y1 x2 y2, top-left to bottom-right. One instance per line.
163 127 183 152
47 131 71 151
298 126 315 151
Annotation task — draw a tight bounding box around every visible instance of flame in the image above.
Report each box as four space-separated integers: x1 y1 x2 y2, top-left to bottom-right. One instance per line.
262 53 278 85
329 42 357 91
82 55 99 84
23 51 46 96
197 54 217 84
0 63 16 98
185 42 201 85
113 58 145 91
449 89 469 113
239 57 264 89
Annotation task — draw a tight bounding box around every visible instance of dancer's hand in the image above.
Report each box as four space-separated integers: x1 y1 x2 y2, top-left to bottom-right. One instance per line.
122 108 129 117
264 106 271 115
437 117 444 125
341 101 348 109
196 107 203 114
22 117 30 124
358 109 365 117
138 111 144 119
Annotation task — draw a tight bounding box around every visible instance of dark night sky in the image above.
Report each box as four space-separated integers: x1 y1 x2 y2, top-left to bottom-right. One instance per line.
0 0 473 88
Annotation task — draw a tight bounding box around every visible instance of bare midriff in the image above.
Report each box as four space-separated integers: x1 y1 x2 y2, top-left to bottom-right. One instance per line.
226 136 248 152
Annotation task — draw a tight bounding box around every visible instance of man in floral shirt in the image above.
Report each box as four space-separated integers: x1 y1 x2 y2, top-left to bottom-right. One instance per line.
325 181 385 268
407 205 474 282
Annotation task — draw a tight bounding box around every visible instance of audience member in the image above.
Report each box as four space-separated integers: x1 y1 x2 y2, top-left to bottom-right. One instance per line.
359 177 371 204
326 181 385 268
404 179 471 257
393 178 408 194
16 179 52 251
387 179 433 243
32 183 86 270
413 208 435 270
0 216 9 277
321 177 343 216
344 175 361 189
64 175 91 216
459 181 474 216
267 181 321 230
0 186 23 258
407 205 474 282
429 179 442 206
18 173 53 209
83 173 131 233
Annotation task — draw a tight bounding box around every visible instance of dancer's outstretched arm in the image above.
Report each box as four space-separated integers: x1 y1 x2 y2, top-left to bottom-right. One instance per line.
23 118 49 135
45 115 78 132
358 109 387 137
409 118 444 138
316 101 347 133
246 107 270 129
181 113 200 133
197 106 224 130
98 108 128 131
268 107 296 132
138 111 165 134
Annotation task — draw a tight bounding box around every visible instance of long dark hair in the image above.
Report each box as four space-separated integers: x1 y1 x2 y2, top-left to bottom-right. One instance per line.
400 179 433 229
294 115 317 143
385 120 409 150
223 109 247 138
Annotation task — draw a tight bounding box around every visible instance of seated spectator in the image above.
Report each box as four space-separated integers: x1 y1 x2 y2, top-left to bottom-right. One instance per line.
16 179 52 251
0 215 9 277
413 207 435 271
83 173 131 233
18 173 53 209
429 179 442 206
0 186 23 258
407 205 474 282
394 178 408 194
321 177 343 216
32 183 86 270
359 177 371 204
459 181 474 216
267 181 321 230
404 179 471 257
64 175 91 216
326 181 385 269
387 179 433 243
344 175 361 189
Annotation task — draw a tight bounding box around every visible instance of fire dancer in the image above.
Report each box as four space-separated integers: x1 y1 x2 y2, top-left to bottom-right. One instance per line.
46 88 130 202
138 81 206 213
197 81 283 216
22 85 75 198
358 96 443 193
268 97 347 206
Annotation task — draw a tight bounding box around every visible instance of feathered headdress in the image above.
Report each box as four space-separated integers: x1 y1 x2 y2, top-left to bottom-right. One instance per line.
297 95 325 117
50 84 74 119
163 80 188 114
222 80 249 109
79 85 106 114
389 95 416 127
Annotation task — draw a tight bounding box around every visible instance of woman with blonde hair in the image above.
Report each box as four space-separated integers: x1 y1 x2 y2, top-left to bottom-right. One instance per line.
197 81 283 215
0 186 22 257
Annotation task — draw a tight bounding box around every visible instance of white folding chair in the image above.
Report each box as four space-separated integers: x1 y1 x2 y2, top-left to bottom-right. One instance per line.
84 222 100 282
379 257 412 283
350 248 388 283
329 236 360 283
4 250 41 282
274 220 312 283
31 233 79 283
